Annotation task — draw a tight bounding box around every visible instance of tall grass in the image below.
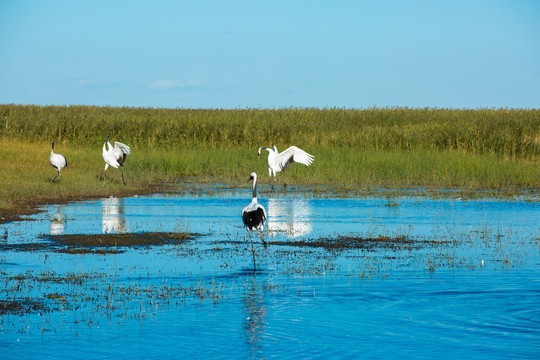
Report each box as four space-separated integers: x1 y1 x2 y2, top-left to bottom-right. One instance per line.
0 105 538 209
2 105 539 158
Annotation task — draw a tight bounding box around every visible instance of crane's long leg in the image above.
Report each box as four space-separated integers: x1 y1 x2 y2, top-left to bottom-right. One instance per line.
260 231 267 249
100 164 109 180
121 168 126 185
51 169 62 183
251 235 257 271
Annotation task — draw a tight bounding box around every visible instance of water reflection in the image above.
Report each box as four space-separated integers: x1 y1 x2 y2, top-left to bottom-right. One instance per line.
267 198 312 238
242 277 267 358
102 197 128 233
49 205 66 235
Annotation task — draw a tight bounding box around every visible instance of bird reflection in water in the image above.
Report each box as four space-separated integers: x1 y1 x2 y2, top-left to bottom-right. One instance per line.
266 198 312 238
102 197 128 233
49 205 66 235
242 276 267 358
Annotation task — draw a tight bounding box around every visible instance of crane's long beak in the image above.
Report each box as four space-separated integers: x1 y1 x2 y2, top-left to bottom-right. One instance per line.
257 153 260 160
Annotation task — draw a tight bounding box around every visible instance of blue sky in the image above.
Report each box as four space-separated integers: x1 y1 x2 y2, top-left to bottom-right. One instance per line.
1 0 539 109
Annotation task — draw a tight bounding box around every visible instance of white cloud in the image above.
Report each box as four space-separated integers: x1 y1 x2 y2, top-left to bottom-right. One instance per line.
72 78 113 88
149 80 203 90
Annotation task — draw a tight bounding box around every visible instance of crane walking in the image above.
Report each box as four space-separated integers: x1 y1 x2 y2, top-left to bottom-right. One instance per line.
49 140 67 182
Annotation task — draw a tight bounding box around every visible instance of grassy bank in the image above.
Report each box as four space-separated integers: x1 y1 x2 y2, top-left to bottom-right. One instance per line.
0 105 539 212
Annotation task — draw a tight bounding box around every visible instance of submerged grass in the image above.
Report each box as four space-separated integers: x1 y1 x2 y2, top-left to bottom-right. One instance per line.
0 232 201 254
0 299 48 315
1 105 539 212
269 235 445 251
43 231 199 248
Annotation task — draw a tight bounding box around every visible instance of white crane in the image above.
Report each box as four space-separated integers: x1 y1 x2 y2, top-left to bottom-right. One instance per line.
242 172 267 238
101 134 130 184
242 172 267 269
49 140 67 182
257 145 314 182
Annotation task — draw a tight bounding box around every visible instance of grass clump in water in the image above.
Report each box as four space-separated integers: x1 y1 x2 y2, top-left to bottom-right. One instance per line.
0 299 48 315
272 235 446 251
41 232 200 253
0 232 201 254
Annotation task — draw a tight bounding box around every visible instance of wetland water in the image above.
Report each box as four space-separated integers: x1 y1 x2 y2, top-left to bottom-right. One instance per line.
1 187 539 359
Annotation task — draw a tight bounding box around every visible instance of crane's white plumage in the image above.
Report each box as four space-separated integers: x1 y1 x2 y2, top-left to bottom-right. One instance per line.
101 134 130 183
49 140 67 182
242 172 267 240
257 145 314 182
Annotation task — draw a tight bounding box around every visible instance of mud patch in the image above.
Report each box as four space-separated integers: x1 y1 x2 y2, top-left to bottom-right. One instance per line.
43 232 199 247
7 270 98 284
0 243 49 252
0 208 41 224
269 235 447 251
0 232 202 254
0 299 48 315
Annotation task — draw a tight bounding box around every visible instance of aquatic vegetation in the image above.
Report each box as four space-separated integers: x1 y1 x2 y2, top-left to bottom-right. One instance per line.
43 231 200 248
0 299 48 316
270 235 446 251
0 232 202 254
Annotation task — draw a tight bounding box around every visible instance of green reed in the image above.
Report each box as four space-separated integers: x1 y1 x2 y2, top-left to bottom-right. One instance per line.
2 105 538 157
0 105 538 209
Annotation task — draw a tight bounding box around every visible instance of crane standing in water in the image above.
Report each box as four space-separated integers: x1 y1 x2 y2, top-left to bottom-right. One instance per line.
242 172 267 270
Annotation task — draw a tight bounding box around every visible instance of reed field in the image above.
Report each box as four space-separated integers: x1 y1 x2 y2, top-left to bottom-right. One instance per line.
0 104 539 211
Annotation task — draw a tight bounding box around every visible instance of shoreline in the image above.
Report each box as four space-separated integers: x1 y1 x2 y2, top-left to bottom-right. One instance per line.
2 179 538 224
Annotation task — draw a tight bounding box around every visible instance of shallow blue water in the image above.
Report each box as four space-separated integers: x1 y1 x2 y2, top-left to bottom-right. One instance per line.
1 189 539 359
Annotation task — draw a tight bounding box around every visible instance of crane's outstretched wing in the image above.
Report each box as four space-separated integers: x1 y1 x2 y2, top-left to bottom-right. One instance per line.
113 142 131 166
114 142 130 155
274 146 314 172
